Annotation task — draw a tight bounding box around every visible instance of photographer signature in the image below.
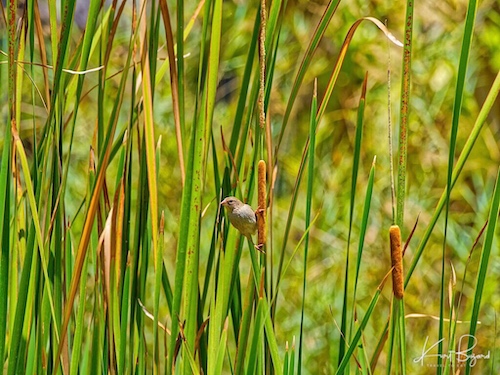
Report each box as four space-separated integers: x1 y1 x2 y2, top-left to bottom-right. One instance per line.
413 334 490 367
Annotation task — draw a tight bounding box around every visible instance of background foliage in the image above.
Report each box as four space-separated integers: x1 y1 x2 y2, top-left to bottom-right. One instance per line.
1 0 499 373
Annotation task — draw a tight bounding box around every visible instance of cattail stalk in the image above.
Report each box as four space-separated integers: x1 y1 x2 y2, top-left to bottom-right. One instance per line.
390 225 404 299
258 0 266 129
257 160 266 247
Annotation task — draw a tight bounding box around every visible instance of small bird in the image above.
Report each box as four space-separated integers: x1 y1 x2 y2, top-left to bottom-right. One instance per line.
221 196 264 252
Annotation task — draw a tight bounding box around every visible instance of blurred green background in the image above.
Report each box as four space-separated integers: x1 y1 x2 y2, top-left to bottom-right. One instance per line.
2 0 499 373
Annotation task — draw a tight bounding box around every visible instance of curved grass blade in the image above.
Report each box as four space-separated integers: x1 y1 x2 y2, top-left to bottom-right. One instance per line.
439 0 478 370
340 73 368 366
8 134 60 374
139 9 162 370
464 168 500 374
234 270 256 374
336 274 390 374
372 69 500 372
170 0 223 370
405 69 500 285
246 283 265 375
353 156 376 305
153 211 165 371
54 21 135 373
246 239 284 375
159 0 185 185
215 319 229 374
274 19 401 319
275 0 342 156
1 4 16 364
316 18 402 124
0 100 12 373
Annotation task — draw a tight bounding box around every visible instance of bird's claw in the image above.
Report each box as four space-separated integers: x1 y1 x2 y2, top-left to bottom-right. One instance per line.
254 243 265 253
255 208 265 215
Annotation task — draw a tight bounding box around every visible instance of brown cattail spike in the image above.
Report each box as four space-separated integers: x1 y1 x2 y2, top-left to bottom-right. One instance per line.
389 225 404 299
257 160 267 248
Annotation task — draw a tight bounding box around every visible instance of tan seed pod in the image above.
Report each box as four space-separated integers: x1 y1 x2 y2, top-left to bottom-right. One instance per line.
389 225 404 299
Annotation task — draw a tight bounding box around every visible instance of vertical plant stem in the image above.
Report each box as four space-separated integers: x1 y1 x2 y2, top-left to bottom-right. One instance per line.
177 0 185 142
159 0 185 185
257 160 267 248
259 0 267 131
439 0 478 371
340 72 368 367
396 0 414 228
0 0 15 356
404 70 500 285
54 20 135 373
465 168 500 374
298 80 317 375
352 156 376 313
386 41 396 222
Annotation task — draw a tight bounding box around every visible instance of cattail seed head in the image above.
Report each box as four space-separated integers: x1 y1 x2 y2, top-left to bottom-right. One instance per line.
389 225 404 299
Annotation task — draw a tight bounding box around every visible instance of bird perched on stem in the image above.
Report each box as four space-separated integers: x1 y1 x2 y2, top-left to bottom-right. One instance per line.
221 196 264 252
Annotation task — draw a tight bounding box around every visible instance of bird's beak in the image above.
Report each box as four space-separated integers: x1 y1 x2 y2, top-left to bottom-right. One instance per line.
221 198 228 207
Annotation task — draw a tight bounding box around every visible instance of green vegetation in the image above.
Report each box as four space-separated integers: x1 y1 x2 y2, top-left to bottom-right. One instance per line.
1 0 499 373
